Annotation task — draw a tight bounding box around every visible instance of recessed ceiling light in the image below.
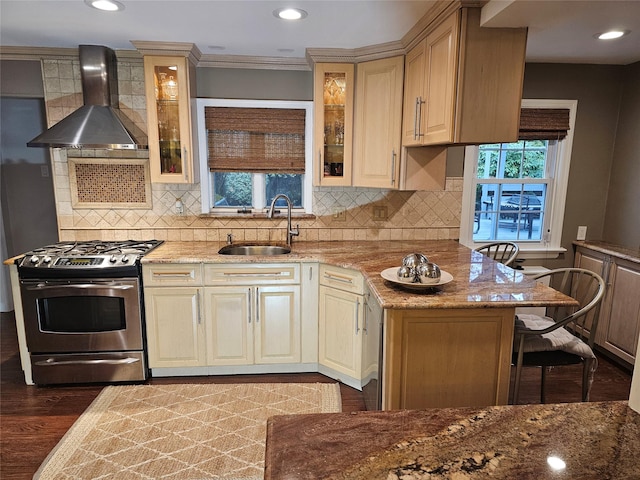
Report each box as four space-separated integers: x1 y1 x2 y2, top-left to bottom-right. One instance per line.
208 45 226 51
277 48 295 53
596 30 629 40
273 8 308 20
84 0 124 12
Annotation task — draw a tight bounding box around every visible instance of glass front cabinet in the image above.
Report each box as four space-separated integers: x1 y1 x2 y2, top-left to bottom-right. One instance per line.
142 55 197 183
313 63 354 186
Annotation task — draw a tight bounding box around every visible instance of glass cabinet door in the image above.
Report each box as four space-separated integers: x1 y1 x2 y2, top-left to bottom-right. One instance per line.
143 56 195 183
313 63 353 186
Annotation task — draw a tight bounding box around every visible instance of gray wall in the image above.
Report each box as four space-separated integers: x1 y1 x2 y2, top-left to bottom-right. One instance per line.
603 62 640 249
196 67 313 101
521 63 639 265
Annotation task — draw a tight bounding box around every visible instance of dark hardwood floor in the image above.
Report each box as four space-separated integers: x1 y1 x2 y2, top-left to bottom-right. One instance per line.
1 311 632 479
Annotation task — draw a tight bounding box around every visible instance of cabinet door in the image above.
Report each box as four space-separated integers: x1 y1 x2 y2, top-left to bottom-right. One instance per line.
402 40 427 146
601 260 640 364
313 63 354 186
145 287 204 367
319 286 363 379
353 56 404 189
143 55 196 184
574 247 609 340
204 286 253 366
254 286 301 364
423 10 459 145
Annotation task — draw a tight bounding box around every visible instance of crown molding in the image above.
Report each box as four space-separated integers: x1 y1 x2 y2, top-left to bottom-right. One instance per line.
0 46 142 63
306 40 406 64
130 41 202 65
196 54 311 71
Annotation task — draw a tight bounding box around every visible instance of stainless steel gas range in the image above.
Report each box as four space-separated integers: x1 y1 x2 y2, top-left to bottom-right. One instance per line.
16 240 163 385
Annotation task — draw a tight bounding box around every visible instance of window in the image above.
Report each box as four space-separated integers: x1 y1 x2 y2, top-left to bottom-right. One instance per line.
196 99 313 214
460 100 577 258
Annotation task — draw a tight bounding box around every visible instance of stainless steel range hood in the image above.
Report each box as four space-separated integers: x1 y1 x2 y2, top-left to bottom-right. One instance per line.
28 45 147 150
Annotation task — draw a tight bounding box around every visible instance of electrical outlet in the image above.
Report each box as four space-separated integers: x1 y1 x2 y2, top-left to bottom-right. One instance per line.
372 206 388 221
332 207 346 221
577 225 587 240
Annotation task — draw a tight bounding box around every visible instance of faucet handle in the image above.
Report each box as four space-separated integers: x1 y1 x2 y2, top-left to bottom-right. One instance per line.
227 233 233 245
291 224 300 236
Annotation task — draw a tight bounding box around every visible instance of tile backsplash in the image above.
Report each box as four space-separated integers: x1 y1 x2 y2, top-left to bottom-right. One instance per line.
44 54 462 243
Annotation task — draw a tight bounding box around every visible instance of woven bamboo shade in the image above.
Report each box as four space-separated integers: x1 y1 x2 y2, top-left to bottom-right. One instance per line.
519 108 570 140
205 107 306 173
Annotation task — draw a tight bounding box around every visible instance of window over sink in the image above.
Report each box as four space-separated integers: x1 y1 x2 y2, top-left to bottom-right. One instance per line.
196 99 313 214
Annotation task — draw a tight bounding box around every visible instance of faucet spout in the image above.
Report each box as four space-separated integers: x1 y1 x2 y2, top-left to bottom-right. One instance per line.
268 194 299 246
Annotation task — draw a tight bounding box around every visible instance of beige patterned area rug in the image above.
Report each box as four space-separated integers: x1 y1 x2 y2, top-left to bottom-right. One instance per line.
35 382 341 480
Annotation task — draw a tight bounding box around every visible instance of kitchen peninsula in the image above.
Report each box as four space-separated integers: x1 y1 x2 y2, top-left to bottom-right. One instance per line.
142 239 576 409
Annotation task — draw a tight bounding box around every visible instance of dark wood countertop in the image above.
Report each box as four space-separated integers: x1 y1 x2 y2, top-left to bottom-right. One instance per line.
265 401 640 479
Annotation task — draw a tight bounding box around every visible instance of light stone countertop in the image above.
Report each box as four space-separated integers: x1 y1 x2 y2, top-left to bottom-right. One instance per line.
573 240 640 264
142 240 576 310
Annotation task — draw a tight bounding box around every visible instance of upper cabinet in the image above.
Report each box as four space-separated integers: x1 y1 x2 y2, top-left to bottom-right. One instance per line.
136 43 200 184
402 8 527 146
352 56 404 189
313 63 354 187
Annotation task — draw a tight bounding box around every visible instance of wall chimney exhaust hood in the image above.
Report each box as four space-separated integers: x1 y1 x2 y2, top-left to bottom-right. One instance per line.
27 45 147 150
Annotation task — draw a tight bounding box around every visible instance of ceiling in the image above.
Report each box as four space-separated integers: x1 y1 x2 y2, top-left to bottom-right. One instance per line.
1 0 639 65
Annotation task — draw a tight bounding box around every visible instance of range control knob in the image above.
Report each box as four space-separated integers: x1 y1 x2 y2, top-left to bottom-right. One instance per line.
110 255 118 263
121 255 129 263
42 256 52 264
30 255 40 264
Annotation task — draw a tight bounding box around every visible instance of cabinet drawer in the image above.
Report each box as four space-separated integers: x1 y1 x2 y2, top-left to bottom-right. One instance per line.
204 263 300 285
143 264 203 286
319 265 364 294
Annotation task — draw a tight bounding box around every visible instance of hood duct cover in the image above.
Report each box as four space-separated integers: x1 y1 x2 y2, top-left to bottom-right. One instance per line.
28 45 147 150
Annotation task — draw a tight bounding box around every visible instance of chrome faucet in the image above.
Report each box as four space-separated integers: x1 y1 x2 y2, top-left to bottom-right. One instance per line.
267 194 299 246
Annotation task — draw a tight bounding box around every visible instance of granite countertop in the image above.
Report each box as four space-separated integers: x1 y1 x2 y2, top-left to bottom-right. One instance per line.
142 240 576 310
265 401 639 479
574 240 640 264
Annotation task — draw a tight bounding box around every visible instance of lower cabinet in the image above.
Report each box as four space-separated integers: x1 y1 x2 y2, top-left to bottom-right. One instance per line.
205 285 301 366
143 263 303 372
575 245 640 366
318 264 374 390
145 286 205 367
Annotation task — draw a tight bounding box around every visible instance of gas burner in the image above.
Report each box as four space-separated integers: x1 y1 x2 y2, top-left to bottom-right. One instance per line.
17 240 164 278
24 240 163 257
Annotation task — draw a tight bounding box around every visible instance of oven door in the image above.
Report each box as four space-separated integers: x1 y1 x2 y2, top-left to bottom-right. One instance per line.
20 278 144 353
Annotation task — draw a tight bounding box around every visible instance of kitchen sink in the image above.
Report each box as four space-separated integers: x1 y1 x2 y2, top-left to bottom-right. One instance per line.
217 244 291 256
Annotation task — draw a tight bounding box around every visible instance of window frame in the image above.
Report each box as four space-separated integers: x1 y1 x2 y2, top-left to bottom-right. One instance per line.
196 98 314 214
459 99 578 259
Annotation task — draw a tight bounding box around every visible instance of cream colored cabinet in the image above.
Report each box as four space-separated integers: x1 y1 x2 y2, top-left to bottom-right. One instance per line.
204 285 301 366
402 8 527 147
140 54 197 183
352 56 404 188
204 264 301 366
575 245 640 365
318 265 365 388
313 63 354 186
142 264 204 368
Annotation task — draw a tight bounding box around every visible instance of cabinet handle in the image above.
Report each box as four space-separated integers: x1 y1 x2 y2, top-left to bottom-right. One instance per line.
222 271 287 277
355 298 360 335
196 290 201 325
323 272 354 284
390 149 396 186
318 149 323 182
248 287 252 323
309 266 313 281
256 287 260 323
413 97 420 140
152 271 193 278
183 147 189 181
417 96 425 138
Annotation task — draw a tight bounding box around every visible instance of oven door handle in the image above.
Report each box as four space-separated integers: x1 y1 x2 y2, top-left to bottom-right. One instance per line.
25 283 134 291
34 357 140 366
